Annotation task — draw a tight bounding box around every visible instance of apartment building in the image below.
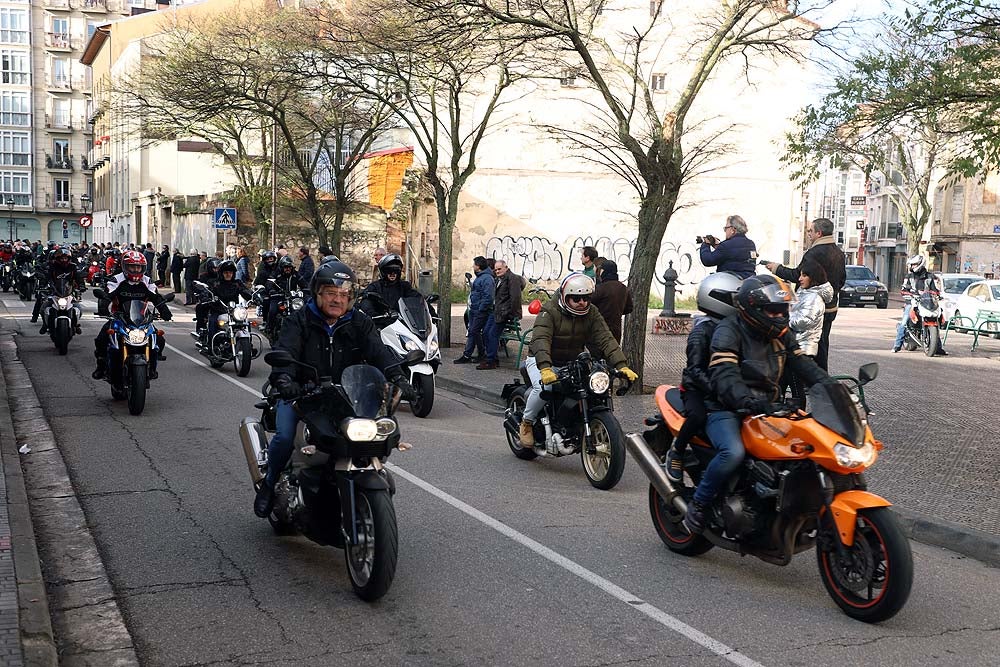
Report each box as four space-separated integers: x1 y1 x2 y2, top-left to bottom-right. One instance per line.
929 175 1000 278
0 0 170 245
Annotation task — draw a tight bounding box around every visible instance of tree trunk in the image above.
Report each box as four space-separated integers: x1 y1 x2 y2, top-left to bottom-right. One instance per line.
436 200 455 348
331 205 346 256
621 193 675 391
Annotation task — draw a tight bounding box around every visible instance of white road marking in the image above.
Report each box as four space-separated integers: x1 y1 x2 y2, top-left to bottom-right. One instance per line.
165 343 766 667
1 300 24 308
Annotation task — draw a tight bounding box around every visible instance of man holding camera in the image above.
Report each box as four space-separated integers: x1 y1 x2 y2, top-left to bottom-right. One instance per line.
697 215 757 279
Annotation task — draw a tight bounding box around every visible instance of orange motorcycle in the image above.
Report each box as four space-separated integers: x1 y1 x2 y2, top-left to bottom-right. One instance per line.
625 363 913 623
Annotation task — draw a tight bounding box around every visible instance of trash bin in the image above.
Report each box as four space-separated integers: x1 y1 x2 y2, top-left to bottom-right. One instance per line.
417 269 434 296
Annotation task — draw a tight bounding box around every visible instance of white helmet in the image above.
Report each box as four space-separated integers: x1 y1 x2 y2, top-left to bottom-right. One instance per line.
558 272 596 317
697 272 742 319
907 255 926 272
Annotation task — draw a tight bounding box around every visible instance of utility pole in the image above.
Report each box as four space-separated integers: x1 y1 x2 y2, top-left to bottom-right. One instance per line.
270 122 277 250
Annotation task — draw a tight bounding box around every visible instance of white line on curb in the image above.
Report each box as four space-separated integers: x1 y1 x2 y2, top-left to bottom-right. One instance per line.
165 342 765 667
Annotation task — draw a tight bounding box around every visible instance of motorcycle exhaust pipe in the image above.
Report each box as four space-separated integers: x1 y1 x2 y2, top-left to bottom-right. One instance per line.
239 417 267 485
624 432 687 514
502 410 521 438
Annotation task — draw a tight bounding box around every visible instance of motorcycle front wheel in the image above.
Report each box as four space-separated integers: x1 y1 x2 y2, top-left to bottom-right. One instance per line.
234 338 252 377
344 488 398 602
504 386 537 460
923 326 941 357
409 373 434 418
581 411 626 490
127 363 147 416
817 507 913 623
53 319 70 355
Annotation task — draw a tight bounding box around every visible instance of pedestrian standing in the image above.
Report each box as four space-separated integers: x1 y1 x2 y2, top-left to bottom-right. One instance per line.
479 260 526 369
143 243 155 278
580 246 598 279
371 247 387 283
235 248 250 285
170 249 184 294
156 245 170 287
591 260 634 343
183 249 200 305
698 214 757 279
455 256 495 365
297 246 315 284
765 217 846 370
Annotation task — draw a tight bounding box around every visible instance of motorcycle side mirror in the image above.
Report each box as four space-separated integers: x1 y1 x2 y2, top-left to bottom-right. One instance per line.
464 272 472 280
403 349 423 364
858 363 878 386
162 292 176 303
92 288 107 300
426 294 440 304
264 350 295 366
193 280 208 290
528 277 539 284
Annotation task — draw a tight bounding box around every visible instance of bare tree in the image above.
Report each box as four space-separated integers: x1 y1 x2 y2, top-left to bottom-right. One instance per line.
431 0 841 386
324 0 529 345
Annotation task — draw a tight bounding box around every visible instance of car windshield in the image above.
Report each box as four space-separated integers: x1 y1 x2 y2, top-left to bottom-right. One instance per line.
398 296 431 336
340 364 389 418
808 382 866 446
123 299 154 327
943 277 981 294
992 285 1000 300
845 266 876 281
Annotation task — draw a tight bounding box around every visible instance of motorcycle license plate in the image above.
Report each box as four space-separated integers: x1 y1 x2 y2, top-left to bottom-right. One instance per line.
860 296 875 301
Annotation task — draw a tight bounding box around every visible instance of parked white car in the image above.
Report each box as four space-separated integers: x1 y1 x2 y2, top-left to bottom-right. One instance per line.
953 279 1000 329
937 273 984 320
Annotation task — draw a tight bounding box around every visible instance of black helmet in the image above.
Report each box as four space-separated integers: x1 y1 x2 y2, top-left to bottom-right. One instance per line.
377 253 404 280
319 254 340 267
277 255 295 272
205 258 222 276
736 275 796 340
310 261 358 309
262 251 277 266
218 259 237 277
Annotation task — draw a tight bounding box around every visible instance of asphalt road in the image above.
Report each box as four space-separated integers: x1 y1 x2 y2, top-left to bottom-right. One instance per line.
4 299 1000 666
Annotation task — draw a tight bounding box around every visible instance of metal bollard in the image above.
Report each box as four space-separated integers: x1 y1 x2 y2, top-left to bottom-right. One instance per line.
417 269 434 296
658 261 679 317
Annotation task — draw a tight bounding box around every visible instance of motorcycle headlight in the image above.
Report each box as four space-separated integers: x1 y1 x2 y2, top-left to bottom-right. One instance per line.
427 333 439 355
834 442 876 469
291 297 304 310
126 329 148 346
232 306 248 322
342 418 378 442
398 334 420 352
375 417 396 439
588 370 611 394
216 317 228 328
56 297 70 308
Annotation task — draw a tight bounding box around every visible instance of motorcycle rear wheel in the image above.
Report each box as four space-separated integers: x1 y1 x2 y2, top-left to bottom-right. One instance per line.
581 411 626 490
505 387 537 460
127 363 147 416
817 507 913 623
648 484 713 556
409 373 434 418
345 488 398 602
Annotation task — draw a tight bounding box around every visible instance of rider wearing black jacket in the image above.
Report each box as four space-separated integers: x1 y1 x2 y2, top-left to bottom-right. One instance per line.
92 251 172 380
358 253 421 316
263 256 306 334
195 260 253 333
31 248 85 332
684 275 831 535
254 262 414 518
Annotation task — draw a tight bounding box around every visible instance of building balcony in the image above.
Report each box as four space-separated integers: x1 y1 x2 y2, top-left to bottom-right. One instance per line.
44 32 72 51
46 76 73 92
46 154 74 172
44 114 74 131
78 0 109 12
81 155 94 172
44 193 74 210
42 0 71 11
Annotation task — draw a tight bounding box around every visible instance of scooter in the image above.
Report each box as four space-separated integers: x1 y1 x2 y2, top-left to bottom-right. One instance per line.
367 293 441 418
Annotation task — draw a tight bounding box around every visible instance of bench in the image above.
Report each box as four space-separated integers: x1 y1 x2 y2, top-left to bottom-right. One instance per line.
943 311 1000 350
498 319 532 367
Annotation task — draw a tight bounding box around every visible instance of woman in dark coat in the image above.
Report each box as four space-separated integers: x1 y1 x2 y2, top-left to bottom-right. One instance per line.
591 261 634 343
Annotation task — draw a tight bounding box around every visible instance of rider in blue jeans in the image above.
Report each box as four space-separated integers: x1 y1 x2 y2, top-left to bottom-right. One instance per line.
684 275 831 534
454 256 496 364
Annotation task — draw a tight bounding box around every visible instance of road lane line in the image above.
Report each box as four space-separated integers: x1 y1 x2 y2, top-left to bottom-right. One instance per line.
167 344 765 667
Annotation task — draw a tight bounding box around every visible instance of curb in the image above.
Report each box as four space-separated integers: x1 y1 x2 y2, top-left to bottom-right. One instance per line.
0 335 140 665
437 374 1000 569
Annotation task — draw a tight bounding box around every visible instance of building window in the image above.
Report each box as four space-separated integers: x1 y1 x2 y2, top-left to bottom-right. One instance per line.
54 179 70 206
651 73 667 91
0 170 29 206
50 57 70 88
0 9 28 45
559 69 578 87
51 98 70 128
128 0 145 5
0 91 28 126
87 21 101 42
0 130 28 166
0 49 29 85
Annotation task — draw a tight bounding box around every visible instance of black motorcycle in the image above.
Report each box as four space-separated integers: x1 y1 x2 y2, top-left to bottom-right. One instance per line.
190 281 263 376
40 273 83 355
16 262 35 301
502 351 630 490
262 279 306 346
0 260 13 292
239 349 421 601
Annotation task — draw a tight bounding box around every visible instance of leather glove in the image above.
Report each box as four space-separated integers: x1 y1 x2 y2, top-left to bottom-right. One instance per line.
745 398 772 416
273 376 301 400
619 366 638 382
539 367 558 385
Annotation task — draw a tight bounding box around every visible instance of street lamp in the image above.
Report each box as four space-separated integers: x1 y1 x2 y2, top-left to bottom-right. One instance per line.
5 197 14 242
79 193 92 245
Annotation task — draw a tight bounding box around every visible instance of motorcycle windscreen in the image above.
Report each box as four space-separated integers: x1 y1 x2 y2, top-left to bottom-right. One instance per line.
340 364 389 418
123 299 155 327
807 382 865 446
919 292 939 310
398 296 431 336
50 273 75 297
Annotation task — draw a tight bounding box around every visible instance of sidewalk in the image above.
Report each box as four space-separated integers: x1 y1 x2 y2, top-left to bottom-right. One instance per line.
438 309 1000 567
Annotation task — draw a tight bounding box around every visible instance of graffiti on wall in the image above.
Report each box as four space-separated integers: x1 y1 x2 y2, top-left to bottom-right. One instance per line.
485 235 564 281
484 234 708 294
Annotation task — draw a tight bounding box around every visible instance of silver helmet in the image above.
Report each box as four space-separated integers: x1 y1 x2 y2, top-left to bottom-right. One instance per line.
696 272 742 319
557 272 596 317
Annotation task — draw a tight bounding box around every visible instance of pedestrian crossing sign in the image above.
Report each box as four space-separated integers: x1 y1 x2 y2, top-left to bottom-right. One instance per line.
213 208 237 230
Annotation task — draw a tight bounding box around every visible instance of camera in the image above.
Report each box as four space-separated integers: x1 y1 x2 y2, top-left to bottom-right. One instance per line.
697 234 718 246
696 236 704 244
